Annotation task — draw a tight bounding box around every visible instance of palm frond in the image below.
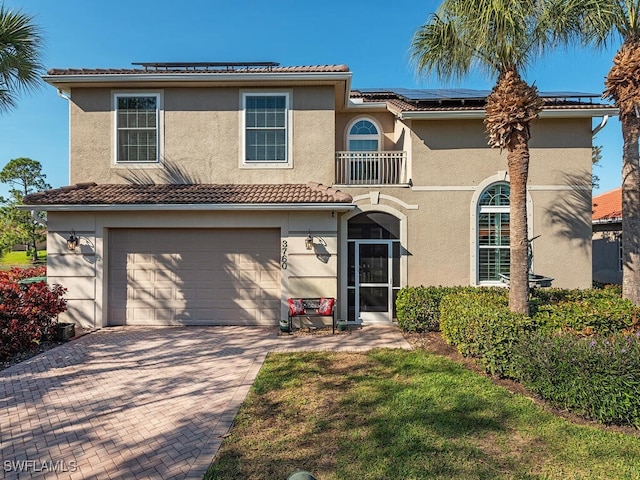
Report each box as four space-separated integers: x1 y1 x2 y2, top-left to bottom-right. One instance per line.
0 5 44 113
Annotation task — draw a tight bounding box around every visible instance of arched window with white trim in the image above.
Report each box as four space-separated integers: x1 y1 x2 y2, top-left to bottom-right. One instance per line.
347 118 380 151
478 183 510 283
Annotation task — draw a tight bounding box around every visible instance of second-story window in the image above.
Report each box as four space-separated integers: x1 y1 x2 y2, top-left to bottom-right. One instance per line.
347 119 380 151
243 93 289 164
115 93 160 163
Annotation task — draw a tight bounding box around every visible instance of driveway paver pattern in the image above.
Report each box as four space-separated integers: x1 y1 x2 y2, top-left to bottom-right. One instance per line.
1 325 410 479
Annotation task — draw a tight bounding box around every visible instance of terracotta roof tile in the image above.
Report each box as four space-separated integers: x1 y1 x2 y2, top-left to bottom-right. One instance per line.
24 182 353 206
46 65 350 76
593 187 622 221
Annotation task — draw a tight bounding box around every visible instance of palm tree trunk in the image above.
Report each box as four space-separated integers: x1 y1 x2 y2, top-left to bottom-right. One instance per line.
484 71 540 316
621 116 640 305
507 131 530 315
604 42 640 306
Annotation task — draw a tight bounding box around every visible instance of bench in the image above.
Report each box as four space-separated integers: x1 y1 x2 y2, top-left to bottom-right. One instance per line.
287 297 336 333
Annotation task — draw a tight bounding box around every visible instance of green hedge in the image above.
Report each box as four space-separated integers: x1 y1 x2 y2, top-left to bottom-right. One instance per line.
439 290 537 378
515 332 640 428
531 288 639 334
396 286 474 332
396 284 640 426
395 285 639 336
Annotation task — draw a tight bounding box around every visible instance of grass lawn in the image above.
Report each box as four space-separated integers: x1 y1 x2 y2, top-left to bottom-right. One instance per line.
0 250 46 267
206 349 640 480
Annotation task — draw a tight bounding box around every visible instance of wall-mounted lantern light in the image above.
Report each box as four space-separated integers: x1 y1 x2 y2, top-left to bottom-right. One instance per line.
305 230 314 250
67 230 79 251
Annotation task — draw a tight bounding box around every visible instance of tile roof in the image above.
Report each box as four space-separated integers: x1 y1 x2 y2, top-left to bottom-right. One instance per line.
593 187 622 221
23 182 353 206
46 65 350 76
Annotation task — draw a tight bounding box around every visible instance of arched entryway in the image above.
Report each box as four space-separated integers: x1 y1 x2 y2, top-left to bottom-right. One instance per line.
347 212 401 323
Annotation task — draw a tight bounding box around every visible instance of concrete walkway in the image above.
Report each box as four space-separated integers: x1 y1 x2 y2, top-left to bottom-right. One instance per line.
0 325 410 479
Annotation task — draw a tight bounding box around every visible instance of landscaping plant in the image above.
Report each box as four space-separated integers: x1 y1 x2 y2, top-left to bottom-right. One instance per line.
439 289 536 377
515 331 640 428
0 267 67 361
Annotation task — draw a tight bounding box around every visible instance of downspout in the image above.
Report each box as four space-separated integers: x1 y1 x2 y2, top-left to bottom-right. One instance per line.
592 115 609 137
56 88 72 186
57 88 71 101
31 210 47 226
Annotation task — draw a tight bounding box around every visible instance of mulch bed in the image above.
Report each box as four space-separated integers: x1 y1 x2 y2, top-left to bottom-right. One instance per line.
1 327 94 372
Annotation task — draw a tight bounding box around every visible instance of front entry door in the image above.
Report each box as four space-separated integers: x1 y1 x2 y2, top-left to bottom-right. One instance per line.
355 241 393 323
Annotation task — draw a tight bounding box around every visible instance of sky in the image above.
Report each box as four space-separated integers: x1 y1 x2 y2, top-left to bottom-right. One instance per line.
0 0 625 198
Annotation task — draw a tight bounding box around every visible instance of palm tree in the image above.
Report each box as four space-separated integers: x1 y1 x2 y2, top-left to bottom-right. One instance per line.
580 1 640 305
411 0 586 315
0 4 44 113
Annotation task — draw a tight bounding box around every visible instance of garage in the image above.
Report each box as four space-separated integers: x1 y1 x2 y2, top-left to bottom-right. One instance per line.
108 228 281 326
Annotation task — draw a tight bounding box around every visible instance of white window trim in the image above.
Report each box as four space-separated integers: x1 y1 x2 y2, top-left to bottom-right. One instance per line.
345 116 382 151
112 91 163 166
469 172 534 286
240 90 293 169
477 186 511 285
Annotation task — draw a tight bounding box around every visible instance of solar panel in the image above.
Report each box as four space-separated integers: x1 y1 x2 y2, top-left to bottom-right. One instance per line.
355 88 600 102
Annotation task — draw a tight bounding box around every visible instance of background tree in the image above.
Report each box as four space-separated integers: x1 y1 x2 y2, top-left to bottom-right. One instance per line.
0 4 44 113
410 0 587 315
0 157 50 261
579 0 640 305
592 145 603 189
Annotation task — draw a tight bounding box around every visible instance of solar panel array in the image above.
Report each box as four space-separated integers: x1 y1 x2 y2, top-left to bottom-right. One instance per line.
356 88 600 102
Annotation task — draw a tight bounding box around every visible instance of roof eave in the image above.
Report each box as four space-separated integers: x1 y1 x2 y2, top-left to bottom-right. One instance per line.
593 217 622 225
43 71 353 87
20 203 356 212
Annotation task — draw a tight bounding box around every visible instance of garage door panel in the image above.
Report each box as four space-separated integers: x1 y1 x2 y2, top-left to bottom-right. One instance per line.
154 288 174 300
109 228 281 326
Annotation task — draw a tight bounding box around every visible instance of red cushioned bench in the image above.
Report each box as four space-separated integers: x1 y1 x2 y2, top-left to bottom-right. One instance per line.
287 297 336 334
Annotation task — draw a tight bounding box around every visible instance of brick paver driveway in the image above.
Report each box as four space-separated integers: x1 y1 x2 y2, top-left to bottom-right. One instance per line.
1 327 277 479
1 325 410 479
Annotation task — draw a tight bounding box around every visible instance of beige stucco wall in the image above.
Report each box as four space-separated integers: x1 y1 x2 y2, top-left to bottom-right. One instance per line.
69 86 336 186
334 115 594 292
47 209 340 328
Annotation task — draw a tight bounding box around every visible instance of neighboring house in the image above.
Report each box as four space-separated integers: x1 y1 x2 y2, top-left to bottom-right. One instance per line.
592 187 622 285
24 62 617 328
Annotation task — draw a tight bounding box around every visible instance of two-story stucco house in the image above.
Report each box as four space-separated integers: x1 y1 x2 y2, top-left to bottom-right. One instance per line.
24 62 616 328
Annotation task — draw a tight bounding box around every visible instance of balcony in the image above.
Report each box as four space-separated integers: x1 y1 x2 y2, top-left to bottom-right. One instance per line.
335 151 408 186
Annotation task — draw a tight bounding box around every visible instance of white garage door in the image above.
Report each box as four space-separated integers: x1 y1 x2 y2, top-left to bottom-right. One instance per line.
108 228 281 326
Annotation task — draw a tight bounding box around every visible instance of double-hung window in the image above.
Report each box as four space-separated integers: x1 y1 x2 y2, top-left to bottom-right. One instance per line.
115 93 160 163
242 92 289 165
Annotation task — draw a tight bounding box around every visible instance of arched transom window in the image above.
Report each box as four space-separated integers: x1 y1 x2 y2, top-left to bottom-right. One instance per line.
478 183 510 283
347 119 380 151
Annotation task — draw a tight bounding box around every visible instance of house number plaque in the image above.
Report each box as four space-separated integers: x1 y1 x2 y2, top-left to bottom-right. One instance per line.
281 240 288 270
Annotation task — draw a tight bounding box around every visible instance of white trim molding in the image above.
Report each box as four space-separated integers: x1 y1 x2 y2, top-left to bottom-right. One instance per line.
112 90 164 165
352 193 419 211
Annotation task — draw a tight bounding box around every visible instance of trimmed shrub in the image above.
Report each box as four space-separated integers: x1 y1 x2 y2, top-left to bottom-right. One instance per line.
439 289 536 377
0 267 67 362
396 286 473 332
515 331 640 428
531 287 639 335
